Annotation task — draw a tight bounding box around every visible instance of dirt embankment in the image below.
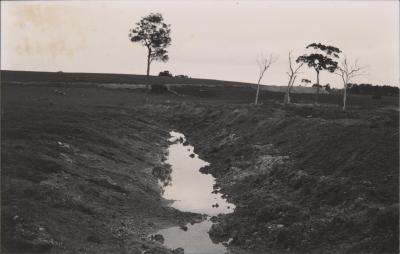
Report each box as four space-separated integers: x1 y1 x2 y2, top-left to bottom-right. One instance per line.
1 84 199 254
1 83 399 254
156 102 399 253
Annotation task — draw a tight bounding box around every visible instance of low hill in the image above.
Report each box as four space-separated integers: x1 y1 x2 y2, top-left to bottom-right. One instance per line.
0 70 256 87
1 70 319 94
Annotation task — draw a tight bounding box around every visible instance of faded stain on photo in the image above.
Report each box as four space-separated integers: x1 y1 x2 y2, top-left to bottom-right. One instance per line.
1 1 399 254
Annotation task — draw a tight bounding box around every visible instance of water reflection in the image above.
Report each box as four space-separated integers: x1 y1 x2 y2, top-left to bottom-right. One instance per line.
157 219 228 254
162 131 234 215
152 131 235 253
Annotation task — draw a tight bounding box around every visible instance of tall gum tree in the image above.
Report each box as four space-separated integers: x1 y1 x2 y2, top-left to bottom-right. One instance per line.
129 13 171 90
297 43 341 105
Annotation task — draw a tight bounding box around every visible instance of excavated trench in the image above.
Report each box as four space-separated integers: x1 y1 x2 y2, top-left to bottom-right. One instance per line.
2 84 398 254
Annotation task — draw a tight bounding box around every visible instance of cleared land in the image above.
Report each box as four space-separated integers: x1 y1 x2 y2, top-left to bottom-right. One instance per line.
1 73 399 254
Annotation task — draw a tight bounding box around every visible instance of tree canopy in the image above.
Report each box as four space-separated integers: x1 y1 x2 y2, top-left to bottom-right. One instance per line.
306 43 341 58
296 53 338 73
296 43 341 73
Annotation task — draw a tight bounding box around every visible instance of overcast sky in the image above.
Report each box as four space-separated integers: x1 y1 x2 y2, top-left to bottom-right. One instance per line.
1 0 399 87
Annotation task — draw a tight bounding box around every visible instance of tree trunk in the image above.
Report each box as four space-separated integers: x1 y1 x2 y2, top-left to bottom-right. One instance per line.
286 92 291 104
146 48 151 91
285 75 297 105
255 83 260 105
343 83 347 111
284 84 290 104
315 71 320 105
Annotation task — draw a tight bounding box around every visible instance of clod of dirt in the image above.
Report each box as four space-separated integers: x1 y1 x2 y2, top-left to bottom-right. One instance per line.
172 247 185 254
210 216 218 223
151 234 165 244
209 223 229 243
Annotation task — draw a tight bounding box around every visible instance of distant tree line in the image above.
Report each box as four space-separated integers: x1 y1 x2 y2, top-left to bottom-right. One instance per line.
347 83 399 97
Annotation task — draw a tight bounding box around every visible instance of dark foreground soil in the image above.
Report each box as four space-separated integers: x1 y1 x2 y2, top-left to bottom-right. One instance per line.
1 82 399 254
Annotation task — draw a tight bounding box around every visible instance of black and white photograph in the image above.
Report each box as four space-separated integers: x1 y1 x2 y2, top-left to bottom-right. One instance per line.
1 1 399 253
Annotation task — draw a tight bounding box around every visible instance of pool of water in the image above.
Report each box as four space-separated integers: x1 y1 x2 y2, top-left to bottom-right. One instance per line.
153 131 235 253
162 131 234 216
157 219 228 254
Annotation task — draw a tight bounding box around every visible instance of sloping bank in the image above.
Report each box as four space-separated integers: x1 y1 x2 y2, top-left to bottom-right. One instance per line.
1 94 200 254
149 101 399 254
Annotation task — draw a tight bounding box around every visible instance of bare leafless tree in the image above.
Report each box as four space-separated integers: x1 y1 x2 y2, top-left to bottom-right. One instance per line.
255 53 277 105
284 51 304 104
335 57 367 111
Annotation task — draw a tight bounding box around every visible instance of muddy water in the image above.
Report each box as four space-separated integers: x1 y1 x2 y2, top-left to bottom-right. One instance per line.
155 131 235 253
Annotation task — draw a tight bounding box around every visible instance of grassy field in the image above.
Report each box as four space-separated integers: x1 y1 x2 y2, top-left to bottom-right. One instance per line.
2 70 398 109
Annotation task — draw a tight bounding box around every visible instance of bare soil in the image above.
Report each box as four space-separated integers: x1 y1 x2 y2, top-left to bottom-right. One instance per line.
1 81 398 254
